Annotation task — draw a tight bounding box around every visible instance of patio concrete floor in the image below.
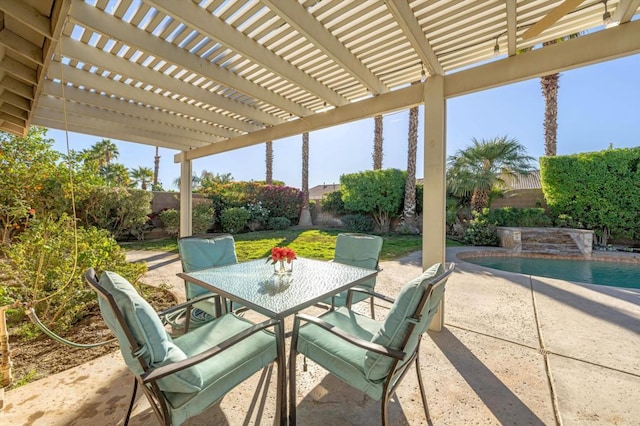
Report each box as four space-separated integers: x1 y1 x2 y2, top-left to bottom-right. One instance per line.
2 246 639 425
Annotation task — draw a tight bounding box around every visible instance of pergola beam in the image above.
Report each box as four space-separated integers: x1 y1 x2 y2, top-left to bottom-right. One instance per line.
446 19 640 98
262 0 388 94
0 56 37 85
177 20 640 163
41 81 227 139
0 29 42 65
47 63 243 139
61 39 263 133
506 0 517 56
0 0 52 38
613 0 640 23
36 96 218 147
32 112 204 151
69 0 302 121
386 0 443 76
178 83 425 161
146 0 349 107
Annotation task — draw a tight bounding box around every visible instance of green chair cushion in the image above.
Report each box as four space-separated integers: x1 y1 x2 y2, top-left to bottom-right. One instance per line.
178 235 238 299
98 271 203 393
323 233 383 306
296 307 386 400
364 263 444 381
165 314 277 409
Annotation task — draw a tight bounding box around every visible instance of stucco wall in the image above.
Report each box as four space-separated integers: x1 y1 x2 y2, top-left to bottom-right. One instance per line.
490 189 546 209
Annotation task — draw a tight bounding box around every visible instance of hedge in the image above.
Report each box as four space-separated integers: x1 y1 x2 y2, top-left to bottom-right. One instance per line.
540 147 640 245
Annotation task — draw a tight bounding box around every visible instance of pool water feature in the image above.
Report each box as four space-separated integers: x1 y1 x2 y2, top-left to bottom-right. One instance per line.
465 256 640 289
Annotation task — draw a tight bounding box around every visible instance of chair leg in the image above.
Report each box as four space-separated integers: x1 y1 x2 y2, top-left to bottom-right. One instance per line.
415 354 430 422
381 398 388 426
275 323 287 426
184 304 192 332
124 377 138 426
288 347 297 425
369 296 375 319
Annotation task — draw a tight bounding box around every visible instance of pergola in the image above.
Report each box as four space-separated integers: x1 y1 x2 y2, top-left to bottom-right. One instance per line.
1 0 639 326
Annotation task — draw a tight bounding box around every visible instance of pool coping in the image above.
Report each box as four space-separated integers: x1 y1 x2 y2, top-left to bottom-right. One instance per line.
454 246 640 264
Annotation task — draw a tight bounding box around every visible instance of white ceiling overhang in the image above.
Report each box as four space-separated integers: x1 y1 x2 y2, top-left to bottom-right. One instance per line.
0 0 637 159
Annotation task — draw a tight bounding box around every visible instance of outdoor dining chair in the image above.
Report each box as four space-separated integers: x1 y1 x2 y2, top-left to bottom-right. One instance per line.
290 262 455 425
323 233 383 318
85 268 285 426
178 233 239 329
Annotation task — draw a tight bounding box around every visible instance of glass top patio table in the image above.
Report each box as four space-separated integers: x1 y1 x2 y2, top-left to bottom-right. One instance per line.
177 257 377 319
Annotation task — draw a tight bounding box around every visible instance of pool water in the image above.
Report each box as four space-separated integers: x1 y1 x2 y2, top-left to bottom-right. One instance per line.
465 256 640 289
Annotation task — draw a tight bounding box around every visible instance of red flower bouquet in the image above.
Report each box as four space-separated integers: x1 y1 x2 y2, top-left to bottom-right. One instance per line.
268 247 296 275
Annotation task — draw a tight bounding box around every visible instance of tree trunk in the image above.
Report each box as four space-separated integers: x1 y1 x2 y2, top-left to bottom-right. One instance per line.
471 188 489 213
403 106 419 231
541 39 559 157
299 133 313 227
153 146 160 186
541 73 559 156
265 141 273 184
373 114 383 170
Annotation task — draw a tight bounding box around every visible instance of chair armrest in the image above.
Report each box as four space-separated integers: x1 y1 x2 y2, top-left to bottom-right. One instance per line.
345 287 395 307
294 313 405 360
141 317 280 383
157 293 220 318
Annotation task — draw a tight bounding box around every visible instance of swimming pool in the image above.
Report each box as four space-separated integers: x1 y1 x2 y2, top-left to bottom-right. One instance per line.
464 256 640 289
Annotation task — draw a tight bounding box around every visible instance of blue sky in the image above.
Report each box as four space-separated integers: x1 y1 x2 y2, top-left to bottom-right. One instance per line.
51 53 639 190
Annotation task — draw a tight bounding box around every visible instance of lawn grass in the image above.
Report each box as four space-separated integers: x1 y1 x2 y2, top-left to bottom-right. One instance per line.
121 229 461 262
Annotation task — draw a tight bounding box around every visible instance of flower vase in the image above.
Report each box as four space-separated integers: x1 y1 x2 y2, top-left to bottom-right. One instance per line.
274 260 293 276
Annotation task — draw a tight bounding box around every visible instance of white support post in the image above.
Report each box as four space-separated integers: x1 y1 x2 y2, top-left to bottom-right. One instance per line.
178 152 193 238
422 75 447 331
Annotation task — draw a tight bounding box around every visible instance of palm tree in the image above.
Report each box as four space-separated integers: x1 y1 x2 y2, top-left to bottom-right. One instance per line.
301 133 309 208
403 105 419 229
524 34 579 156
299 132 313 227
372 114 383 169
88 139 119 167
447 136 534 212
101 163 130 187
153 146 160 186
130 166 154 190
541 40 560 156
266 140 273 184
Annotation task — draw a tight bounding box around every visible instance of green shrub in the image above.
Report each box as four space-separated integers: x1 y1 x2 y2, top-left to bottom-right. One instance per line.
158 204 215 236
554 214 583 229
193 203 215 234
76 186 152 240
245 202 270 231
220 207 251 233
257 185 303 224
341 214 374 233
321 190 345 214
0 215 147 333
268 216 291 230
463 212 499 246
158 209 179 236
341 169 406 233
541 147 640 245
485 207 552 227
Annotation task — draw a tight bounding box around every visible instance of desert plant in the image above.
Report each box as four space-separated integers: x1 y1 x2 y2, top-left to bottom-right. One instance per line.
341 214 374 233
220 207 251 233
463 212 499 246
0 215 147 333
267 216 291 230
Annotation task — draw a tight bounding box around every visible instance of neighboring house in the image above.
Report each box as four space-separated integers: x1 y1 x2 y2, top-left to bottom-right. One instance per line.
490 170 546 209
309 183 340 202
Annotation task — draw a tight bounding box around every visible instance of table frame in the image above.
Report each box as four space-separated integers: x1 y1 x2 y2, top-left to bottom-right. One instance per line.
178 256 378 425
